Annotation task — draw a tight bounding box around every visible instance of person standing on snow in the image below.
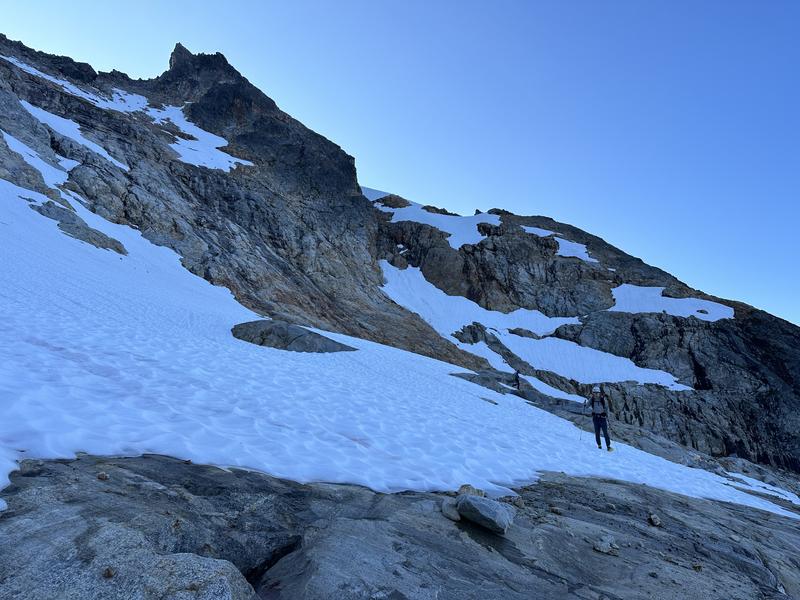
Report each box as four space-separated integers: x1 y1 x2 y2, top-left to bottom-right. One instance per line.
585 385 613 452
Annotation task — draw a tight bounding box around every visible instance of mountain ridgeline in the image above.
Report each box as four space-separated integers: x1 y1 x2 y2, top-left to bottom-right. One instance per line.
1 32 798 477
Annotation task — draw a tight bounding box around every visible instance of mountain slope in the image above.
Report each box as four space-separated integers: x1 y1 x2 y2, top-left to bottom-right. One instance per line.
0 35 798 489
2 31 800 600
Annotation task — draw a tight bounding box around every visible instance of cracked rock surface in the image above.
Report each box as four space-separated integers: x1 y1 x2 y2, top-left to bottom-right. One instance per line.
1 455 799 600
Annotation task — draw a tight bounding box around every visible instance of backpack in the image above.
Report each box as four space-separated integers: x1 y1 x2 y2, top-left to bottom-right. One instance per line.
590 395 607 417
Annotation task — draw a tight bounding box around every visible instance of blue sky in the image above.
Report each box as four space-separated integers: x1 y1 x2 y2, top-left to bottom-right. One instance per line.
2 1 798 324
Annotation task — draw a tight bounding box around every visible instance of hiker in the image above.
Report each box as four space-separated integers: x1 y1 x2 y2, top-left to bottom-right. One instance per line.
513 370 521 390
585 385 613 451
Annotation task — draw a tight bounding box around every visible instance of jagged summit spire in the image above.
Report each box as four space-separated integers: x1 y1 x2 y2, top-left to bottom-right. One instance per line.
165 42 233 76
169 42 194 70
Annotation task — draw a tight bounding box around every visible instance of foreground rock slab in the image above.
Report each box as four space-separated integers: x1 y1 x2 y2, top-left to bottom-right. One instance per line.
1 455 799 599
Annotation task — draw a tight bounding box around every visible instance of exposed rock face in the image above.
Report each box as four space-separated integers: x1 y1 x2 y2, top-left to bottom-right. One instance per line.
0 32 799 474
1 455 799 599
554 308 800 470
231 319 355 353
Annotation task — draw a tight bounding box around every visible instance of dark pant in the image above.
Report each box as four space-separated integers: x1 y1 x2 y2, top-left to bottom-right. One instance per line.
593 414 610 448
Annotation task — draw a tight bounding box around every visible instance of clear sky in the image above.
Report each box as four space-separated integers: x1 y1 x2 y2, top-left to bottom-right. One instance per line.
2 1 798 324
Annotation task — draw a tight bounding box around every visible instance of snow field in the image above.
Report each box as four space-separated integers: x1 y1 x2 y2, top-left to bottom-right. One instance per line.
0 178 798 520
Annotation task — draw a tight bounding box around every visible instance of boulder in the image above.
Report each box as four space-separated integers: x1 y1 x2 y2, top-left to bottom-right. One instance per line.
593 534 620 556
231 320 355 353
455 494 516 534
440 497 461 522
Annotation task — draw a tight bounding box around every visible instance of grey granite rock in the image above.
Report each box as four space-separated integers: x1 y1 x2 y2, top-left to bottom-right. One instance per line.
455 494 516 534
231 319 355 353
1 455 799 600
440 497 461 521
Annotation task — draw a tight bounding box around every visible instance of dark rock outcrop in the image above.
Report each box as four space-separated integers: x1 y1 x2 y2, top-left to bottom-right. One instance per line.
231 319 355 353
1 455 798 599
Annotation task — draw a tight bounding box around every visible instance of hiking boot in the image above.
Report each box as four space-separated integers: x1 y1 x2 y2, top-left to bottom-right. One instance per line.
597 445 602 450
607 446 614 452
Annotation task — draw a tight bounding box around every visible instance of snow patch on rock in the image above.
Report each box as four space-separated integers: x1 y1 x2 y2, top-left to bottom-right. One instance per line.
380 261 689 391
522 225 599 263
522 225 555 237
361 186 390 201
497 331 691 391
381 261 577 337
609 284 734 322
1 55 147 113
376 200 501 249
146 105 253 172
19 100 129 171
555 237 598 263
1 130 70 188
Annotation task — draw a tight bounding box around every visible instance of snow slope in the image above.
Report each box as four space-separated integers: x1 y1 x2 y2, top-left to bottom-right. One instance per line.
1 178 798 519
